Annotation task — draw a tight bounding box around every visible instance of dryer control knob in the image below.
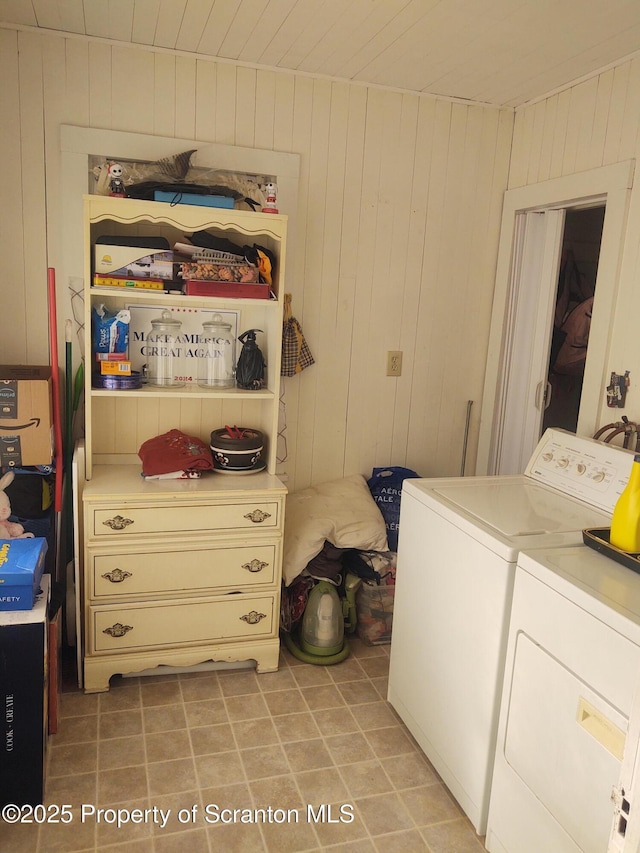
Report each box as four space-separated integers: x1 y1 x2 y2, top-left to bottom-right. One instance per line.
576 463 586 475
557 457 569 469
592 470 606 482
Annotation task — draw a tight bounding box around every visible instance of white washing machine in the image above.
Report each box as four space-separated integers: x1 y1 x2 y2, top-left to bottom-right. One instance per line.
388 428 635 835
486 544 640 853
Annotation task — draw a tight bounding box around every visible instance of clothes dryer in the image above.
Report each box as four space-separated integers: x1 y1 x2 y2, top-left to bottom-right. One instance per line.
486 544 640 853
388 429 635 835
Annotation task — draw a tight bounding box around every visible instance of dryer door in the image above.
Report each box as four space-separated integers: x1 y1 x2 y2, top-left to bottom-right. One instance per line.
506 633 626 853
609 682 640 852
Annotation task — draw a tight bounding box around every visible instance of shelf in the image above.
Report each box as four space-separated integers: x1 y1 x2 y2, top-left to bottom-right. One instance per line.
89 286 279 307
89 383 276 400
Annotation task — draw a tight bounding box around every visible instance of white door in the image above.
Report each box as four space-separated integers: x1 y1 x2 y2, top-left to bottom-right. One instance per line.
492 208 564 475
476 161 634 476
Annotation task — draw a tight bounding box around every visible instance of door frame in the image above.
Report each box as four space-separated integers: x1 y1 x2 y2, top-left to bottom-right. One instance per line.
476 160 635 476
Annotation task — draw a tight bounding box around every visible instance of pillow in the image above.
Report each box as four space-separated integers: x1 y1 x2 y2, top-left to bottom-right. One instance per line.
283 474 389 585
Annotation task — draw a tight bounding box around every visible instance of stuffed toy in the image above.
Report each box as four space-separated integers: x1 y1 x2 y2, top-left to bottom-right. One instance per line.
0 471 34 538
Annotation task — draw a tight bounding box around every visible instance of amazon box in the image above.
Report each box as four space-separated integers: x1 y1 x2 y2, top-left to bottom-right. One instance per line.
0 366 53 467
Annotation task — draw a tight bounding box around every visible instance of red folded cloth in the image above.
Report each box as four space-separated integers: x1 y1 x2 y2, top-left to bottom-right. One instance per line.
138 429 213 476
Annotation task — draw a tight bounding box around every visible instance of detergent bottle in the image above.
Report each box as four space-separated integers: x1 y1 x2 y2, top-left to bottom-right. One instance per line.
610 454 640 552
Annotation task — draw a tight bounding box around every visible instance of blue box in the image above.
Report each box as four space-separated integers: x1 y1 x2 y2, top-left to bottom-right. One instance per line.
154 191 235 209
0 538 48 610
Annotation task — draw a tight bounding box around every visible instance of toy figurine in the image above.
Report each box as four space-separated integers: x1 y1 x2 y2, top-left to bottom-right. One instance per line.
262 182 278 214
0 471 34 539
236 330 266 390
108 162 126 196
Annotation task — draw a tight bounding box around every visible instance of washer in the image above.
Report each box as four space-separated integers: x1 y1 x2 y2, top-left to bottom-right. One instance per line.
388 428 635 835
486 544 640 853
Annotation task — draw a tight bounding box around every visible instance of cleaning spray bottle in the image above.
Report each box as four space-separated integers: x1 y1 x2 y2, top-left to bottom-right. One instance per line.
610 454 640 552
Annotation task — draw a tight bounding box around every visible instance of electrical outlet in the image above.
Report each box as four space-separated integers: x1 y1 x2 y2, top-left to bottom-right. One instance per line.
387 350 403 376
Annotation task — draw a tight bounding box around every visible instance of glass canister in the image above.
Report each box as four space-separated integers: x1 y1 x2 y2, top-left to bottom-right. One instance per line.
146 309 185 387
198 314 235 388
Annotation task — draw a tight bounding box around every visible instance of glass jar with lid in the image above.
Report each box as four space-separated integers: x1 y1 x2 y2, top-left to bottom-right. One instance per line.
146 309 185 387
197 313 235 388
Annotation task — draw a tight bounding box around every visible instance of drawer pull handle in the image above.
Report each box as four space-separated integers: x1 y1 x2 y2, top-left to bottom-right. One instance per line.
240 610 267 624
102 568 133 583
242 559 269 573
103 622 133 638
103 515 134 530
244 509 271 524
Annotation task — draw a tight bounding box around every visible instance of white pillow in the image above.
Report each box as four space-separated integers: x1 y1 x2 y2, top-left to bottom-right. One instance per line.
283 474 389 585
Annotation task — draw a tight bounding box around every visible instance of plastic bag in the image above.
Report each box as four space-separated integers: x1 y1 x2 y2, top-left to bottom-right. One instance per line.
367 467 419 551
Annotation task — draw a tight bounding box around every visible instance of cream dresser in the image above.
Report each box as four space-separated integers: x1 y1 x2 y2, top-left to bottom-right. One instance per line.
80 196 288 693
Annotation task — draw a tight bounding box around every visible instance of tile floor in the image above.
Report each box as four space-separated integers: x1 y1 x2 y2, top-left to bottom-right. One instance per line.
4 638 486 853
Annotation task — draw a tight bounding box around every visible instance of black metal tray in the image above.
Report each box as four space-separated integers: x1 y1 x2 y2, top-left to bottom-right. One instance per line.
582 527 640 575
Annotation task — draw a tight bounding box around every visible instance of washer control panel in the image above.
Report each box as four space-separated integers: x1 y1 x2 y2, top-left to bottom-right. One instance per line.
525 429 635 512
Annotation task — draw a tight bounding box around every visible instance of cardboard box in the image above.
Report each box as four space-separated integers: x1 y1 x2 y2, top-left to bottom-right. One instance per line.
94 244 175 280
0 538 48 610
0 366 53 467
0 575 49 806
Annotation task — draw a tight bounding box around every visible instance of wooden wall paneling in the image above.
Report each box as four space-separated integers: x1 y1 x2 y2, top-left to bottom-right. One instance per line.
508 103 534 189
175 56 198 140
43 36 72 373
18 32 49 366
153 52 177 138
215 63 238 145
432 102 473 474
308 81 352 485
255 69 277 152
589 69 615 169
525 100 547 187
603 62 631 166
92 397 116 456
113 397 139 454
88 43 113 128
369 89 414 472
386 94 421 468
235 66 258 148
618 58 640 165
342 87 386 478
284 75 314 489
194 58 218 141
573 77 600 175
298 77 332 484
176 397 204 439
460 107 509 474
110 46 156 134
535 94 558 184
136 396 161 451
547 88 571 180
0 30 27 362
406 98 451 475
401 97 437 475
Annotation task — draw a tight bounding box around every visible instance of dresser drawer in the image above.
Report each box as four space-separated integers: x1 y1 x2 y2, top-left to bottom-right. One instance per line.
87 499 281 538
88 593 277 653
89 543 278 599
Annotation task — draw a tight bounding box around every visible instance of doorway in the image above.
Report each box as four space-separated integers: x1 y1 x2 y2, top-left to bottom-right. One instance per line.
476 160 634 477
543 206 605 434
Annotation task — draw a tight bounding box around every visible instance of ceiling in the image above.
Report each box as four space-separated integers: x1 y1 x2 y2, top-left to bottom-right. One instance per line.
2 0 640 107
